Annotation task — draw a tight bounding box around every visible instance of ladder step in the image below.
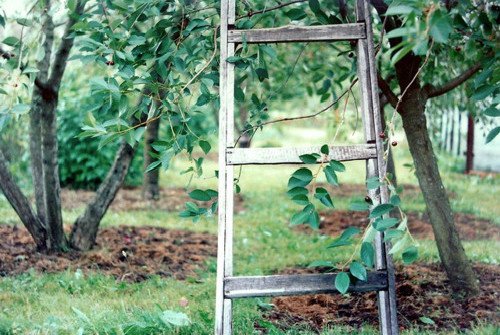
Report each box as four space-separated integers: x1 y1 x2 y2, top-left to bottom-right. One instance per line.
226 144 376 165
224 271 388 298
228 23 366 44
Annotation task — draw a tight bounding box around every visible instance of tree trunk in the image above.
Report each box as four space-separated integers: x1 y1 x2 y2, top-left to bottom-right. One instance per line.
400 89 479 295
0 150 49 250
465 114 474 173
143 116 161 200
449 109 455 154
29 95 47 223
40 94 66 250
69 140 137 250
457 111 462 157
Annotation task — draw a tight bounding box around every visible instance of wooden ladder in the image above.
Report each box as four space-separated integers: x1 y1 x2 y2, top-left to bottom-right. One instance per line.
216 1 398 334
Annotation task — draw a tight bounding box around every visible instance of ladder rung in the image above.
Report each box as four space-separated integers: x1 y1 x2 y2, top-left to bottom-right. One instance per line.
228 23 366 44
226 144 376 165
224 271 388 298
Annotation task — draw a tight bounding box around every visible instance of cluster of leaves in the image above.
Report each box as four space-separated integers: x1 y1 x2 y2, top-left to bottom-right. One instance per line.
381 0 499 142
58 89 144 190
286 146 417 294
179 188 218 221
287 145 344 229
328 177 417 294
69 0 220 176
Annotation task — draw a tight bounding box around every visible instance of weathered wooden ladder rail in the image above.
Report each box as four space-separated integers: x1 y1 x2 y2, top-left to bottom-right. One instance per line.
216 1 399 334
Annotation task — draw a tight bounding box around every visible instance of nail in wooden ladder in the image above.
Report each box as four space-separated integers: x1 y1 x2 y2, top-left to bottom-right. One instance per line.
216 1 398 334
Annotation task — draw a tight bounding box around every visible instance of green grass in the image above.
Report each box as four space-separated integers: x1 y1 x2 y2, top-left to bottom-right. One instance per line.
0 143 499 334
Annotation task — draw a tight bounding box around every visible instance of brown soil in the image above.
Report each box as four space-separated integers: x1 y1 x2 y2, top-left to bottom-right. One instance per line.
296 210 500 241
0 225 217 282
264 263 500 332
60 186 244 213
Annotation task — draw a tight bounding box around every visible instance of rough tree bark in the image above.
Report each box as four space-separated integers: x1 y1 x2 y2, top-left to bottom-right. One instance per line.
400 90 479 295
465 114 475 173
143 114 161 200
0 150 49 250
70 140 138 250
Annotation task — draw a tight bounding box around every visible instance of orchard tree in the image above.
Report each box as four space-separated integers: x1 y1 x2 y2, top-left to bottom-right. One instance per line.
1 0 498 298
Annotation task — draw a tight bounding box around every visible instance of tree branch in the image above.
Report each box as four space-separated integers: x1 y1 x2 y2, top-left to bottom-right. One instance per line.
0 149 48 249
237 0 307 20
49 1 85 89
426 62 482 98
377 74 398 108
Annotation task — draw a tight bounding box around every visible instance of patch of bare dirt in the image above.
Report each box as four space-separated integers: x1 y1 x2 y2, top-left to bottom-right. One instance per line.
60 186 244 213
295 210 500 241
263 263 500 332
0 225 217 282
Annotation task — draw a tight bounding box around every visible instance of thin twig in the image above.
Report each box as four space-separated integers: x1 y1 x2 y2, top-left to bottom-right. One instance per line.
234 78 359 146
236 0 307 20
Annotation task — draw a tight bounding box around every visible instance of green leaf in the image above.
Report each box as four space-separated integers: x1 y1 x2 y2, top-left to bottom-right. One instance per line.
290 209 310 226
366 177 383 190
369 204 395 219
299 154 319 164
292 168 313 182
308 209 320 229
199 140 211 154
291 194 309 206
384 229 405 242
67 0 77 11
390 195 401 206
329 160 345 172
189 190 211 201
285 8 307 21
226 56 243 64
320 144 329 155
323 165 338 186
2 36 20 47
373 218 399 231
308 0 321 13
385 4 415 16
16 18 31 27
484 107 500 117
472 84 496 101
361 242 374 268
429 10 453 44
314 187 334 208
329 226 360 248
287 187 308 198
349 261 367 281
308 0 329 24
196 94 210 106
486 127 500 144
334 272 350 294
402 246 418 264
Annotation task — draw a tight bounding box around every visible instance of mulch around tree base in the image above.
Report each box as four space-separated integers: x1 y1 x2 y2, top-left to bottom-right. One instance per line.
263 263 500 332
0 225 217 282
60 186 245 213
296 210 500 241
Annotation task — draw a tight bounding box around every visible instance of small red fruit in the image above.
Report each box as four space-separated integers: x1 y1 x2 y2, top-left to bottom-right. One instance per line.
379 132 386 139
105 60 115 66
